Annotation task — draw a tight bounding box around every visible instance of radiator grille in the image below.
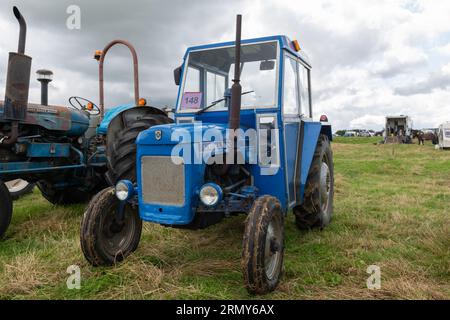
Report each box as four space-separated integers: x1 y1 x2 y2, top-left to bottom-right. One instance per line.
141 156 185 206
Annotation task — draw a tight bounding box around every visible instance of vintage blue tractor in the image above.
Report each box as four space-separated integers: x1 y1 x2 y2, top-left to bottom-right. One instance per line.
0 7 172 238
80 15 334 294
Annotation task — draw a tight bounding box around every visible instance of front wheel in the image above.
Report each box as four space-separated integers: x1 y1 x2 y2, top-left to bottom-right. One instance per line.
80 187 142 266
242 196 285 294
0 180 13 239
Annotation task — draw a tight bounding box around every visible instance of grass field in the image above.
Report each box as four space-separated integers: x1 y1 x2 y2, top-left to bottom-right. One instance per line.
0 137 449 300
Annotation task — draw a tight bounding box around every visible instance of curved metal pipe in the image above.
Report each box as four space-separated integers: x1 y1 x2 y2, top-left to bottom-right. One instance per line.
98 40 140 118
13 6 26 54
1 122 19 147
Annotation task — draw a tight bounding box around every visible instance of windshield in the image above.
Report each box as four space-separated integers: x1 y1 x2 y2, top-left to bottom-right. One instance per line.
178 41 278 113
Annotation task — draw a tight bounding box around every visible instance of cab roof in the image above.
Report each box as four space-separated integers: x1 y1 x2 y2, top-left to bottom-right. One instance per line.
183 35 311 68
386 115 410 119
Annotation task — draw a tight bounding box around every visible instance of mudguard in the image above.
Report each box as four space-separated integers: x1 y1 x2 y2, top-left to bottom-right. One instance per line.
298 120 323 201
97 105 168 136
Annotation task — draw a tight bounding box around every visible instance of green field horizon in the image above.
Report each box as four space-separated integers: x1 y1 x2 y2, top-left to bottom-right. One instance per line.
1 137 448 299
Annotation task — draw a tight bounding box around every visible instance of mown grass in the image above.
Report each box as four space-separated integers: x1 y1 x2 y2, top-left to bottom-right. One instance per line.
0 137 449 300
333 136 382 145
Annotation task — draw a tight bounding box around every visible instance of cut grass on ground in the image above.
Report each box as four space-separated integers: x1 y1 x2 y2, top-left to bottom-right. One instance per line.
0 137 449 299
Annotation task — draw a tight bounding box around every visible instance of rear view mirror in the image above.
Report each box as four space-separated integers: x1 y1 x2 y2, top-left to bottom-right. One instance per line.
260 60 275 71
174 66 182 86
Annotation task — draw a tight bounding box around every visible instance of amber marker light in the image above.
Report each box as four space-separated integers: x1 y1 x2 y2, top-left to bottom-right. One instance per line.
94 50 103 61
292 40 301 52
138 98 147 106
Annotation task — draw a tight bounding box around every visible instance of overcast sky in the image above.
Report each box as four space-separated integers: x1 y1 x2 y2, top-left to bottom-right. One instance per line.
1 0 450 130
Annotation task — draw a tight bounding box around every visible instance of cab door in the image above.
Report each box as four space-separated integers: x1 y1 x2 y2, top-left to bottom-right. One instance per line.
282 54 301 207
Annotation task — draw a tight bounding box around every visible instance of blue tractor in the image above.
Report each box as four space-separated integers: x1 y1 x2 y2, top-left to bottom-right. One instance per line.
80 15 334 294
0 7 172 238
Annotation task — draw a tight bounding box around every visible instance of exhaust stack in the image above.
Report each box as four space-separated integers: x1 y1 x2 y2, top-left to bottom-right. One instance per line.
3 6 32 121
227 15 243 165
228 14 242 131
14 6 27 54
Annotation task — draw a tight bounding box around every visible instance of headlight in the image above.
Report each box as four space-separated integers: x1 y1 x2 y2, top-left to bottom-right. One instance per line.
199 183 223 207
115 180 134 201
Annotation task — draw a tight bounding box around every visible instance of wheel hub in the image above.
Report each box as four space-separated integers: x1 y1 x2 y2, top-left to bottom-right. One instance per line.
108 219 125 234
270 238 280 253
264 220 282 280
100 205 136 256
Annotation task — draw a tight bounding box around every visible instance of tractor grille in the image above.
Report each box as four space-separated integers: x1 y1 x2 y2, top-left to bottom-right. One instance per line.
141 156 185 206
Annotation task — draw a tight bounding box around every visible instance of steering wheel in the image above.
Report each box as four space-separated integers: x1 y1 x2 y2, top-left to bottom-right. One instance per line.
69 96 100 115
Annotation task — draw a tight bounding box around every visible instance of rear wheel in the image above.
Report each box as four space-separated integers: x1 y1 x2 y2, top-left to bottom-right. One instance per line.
106 114 172 185
294 134 334 230
0 180 13 238
242 196 284 294
37 181 93 205
5 179 35 200
80 187 142 266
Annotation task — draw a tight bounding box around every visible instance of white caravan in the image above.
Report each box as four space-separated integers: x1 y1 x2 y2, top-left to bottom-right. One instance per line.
438 122 450 149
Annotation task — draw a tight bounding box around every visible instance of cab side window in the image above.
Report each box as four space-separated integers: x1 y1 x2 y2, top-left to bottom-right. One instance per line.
299 64 311 117
283 55 299 116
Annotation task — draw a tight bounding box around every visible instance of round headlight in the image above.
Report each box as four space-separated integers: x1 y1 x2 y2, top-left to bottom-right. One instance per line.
115 180 133 201
199 183 222 207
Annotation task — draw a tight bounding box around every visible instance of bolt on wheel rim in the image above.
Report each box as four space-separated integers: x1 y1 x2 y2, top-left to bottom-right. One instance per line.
319 160 331 212
264 219 282 280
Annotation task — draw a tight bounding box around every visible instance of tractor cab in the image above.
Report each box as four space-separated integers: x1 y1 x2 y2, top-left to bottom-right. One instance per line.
133 35 331 222
174 36 312 123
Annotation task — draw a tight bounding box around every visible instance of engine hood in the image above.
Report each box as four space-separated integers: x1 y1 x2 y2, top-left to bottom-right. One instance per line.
0 101 89 135
136 122 238 145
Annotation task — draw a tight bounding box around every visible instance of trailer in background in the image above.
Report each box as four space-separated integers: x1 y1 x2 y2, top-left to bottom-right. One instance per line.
384 115 413 144
438 122 450 149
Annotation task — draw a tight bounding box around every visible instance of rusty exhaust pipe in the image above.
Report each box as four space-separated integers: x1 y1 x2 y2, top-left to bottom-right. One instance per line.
2 6 32 146
229 14 242 132
13 6 27 54
227 15 243 164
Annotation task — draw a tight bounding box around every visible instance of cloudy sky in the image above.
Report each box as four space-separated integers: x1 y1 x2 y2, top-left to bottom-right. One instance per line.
1 0 450 130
